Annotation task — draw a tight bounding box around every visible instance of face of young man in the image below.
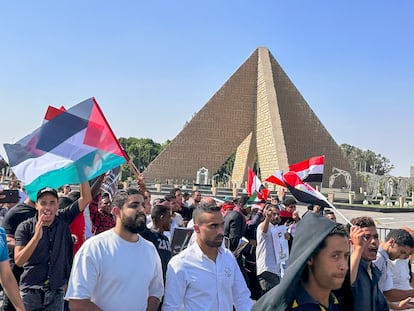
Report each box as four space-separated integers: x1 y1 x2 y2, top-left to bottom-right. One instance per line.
36 194 59 226
193 191 202 203
360 226 380 261
175 190 183 204
98 197 112 214
169 198 180 213
195 211 224 249
269 206 281 225
161 209 172 232
119 194 147 234
285 203 296 213
387 241 412 260
308 235 350 291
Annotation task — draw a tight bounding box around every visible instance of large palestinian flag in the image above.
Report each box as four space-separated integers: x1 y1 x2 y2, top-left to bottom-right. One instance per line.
3 97 127 201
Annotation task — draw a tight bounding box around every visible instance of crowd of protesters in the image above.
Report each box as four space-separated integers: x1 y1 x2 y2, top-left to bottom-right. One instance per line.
1 176 414 311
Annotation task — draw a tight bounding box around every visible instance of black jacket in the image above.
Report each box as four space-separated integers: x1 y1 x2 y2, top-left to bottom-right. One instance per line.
252 213 338 311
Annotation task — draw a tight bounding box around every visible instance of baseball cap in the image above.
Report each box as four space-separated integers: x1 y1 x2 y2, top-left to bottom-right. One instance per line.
36 187 58 201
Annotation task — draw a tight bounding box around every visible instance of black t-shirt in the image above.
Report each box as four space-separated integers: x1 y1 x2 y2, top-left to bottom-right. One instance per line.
2 203 37 259
141 228 171 280
2 203 37 236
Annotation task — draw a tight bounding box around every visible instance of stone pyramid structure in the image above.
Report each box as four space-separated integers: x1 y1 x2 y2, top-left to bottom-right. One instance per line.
144 47 357 189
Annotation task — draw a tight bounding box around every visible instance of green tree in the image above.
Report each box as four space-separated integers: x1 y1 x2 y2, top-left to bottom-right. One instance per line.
119 137 163 179
213 153 236 181
340 143 394 175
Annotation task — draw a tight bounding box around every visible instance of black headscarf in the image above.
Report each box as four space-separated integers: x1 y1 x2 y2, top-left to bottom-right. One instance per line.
252 213 338 311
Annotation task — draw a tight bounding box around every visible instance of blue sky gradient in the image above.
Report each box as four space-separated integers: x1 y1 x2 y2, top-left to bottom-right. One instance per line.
0 1 412 176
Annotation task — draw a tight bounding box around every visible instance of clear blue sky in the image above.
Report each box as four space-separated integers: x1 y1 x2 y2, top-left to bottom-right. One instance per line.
0 1 412 177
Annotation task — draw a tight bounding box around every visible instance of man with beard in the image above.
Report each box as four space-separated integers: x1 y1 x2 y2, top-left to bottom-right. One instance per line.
65 188 164 311
162 201 252 311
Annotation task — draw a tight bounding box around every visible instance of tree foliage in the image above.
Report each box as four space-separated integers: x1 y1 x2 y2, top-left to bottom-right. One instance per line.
213 153 236 182
340 143 394 175
119 137 166 179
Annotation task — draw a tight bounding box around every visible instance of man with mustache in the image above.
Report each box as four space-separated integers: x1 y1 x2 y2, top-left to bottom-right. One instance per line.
162 200 252 311
65 188 164 311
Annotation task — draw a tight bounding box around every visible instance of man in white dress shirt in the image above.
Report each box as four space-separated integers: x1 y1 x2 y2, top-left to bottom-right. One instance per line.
162 200 252 311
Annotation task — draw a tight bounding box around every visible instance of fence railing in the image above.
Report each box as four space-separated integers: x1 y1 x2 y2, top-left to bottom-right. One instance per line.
377 227 392 242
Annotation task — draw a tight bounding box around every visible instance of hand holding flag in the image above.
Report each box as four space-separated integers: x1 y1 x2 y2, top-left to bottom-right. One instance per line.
3 97 127 201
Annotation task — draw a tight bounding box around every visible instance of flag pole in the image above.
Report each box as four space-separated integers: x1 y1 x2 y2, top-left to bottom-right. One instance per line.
126 160 148 193
326 201 353 226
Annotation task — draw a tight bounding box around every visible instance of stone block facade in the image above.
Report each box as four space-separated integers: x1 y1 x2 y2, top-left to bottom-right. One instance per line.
143 47 359 190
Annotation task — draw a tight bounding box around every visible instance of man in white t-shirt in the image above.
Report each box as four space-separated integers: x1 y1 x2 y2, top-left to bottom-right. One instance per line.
256 203 289 295
65 188 164 311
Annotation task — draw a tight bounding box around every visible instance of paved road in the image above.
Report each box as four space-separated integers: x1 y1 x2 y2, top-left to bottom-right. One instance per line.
295 205 414 231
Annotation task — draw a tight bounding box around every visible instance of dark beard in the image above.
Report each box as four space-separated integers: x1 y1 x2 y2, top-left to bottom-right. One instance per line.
121 213 147 234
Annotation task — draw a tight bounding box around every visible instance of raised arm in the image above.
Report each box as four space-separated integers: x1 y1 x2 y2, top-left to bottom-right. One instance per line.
77 181 93 212
349 226 366 284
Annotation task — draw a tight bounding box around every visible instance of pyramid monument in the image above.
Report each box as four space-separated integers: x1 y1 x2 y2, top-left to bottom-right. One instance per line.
144 47 358 190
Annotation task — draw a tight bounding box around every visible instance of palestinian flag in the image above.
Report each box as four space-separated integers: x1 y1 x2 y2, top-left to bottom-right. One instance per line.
289 155 324 183
247 167 269 202
283 171 331 208
3 97 128 201
264 170 286 188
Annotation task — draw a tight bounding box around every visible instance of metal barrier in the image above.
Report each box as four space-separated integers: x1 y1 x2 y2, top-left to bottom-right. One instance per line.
377 227 392 242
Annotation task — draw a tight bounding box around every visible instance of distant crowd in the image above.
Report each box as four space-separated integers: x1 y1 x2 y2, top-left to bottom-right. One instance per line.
1 176 414 311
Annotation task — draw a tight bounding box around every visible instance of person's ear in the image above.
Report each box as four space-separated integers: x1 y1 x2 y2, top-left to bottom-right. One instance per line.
112 206 120 216
194 223 200 233
307 257 314 266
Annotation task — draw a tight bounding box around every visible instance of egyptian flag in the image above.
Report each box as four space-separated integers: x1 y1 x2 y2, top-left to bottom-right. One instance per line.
3 97 128 201
247 167 269 202
283 171 331 208
289 155 324 183
264 170 286 188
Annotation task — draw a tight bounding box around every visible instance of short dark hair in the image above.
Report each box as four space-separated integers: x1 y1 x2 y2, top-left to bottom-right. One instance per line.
164 194 176 202
193 202 221 225
386 229 414 248
323 209 334 216
112 188 143 209
351 216 376 228
170 187 181 195
284 198 297 206
151 204 171 222
237 194 249 207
